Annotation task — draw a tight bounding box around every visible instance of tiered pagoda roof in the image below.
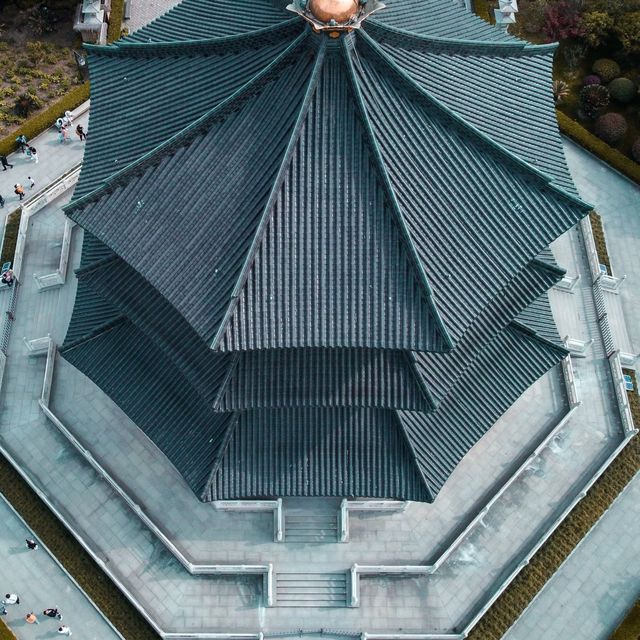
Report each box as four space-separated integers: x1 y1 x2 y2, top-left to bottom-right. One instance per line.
61 0 592 502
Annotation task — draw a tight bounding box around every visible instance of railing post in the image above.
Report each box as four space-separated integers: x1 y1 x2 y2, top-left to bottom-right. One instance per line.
340 499 349 542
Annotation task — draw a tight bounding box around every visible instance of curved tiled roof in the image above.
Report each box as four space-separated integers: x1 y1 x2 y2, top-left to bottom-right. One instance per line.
62 0 589 502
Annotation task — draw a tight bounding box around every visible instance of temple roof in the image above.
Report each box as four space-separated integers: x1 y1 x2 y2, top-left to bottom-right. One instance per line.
61 0 589 503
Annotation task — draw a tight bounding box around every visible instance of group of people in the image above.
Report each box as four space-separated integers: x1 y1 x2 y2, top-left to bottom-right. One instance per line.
54 110 86 143
15 135 38 163
1 538 74 635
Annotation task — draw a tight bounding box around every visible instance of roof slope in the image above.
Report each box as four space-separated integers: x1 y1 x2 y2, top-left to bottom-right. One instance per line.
62 0 588 503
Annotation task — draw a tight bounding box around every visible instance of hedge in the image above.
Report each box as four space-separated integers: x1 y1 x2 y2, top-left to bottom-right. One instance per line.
0 209 22 267
0 454 160 639
0 620 17 640
556 110 640 185
0 83 90 158
589 212 611 273
472 0 493 23
107 0 125 43
610 600 640 640
468 376 640 640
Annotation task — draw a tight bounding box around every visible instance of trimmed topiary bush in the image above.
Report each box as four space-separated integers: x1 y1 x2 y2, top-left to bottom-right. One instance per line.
608 77 637 104
556 111 640 182
579 84 610 118
594 112 628 145
592 58 621 83
583 74 601 86
632 137 640 163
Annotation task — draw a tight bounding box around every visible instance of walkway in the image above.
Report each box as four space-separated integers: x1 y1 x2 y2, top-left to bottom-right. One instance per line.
0 494 123 640
0 17 635 637
504 472 640 640
0 111 88 211
503 139 640 639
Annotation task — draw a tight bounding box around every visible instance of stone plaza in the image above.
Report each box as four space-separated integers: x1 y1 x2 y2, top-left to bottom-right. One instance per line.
0 0 638 638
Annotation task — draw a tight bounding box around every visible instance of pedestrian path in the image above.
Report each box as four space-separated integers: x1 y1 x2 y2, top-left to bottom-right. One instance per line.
504 472 640 640
0 110 89 213
0 493 123 639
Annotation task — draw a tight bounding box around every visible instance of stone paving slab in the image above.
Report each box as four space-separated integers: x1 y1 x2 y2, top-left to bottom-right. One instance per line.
504 472 640 640
0 493 123 640
0 113 88 213
0 189 618 633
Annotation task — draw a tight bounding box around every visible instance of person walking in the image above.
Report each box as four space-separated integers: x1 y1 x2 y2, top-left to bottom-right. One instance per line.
2 594 19 605
15 134 27 153
76 124 87 141
0 195 5 208
14 184 25 201
27 176 35 189
29 147 38 163
0 155 13 170
26 538 38 550
57 624 72 635
0 606 6 616
43 607 62 620
25 612 39 624
2 269 14 287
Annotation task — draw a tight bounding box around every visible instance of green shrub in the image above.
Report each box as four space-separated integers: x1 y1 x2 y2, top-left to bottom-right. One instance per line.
579 83 610 118
556 111 640 184
107 0 125 43
0 619 17 639
0 209 22 265
608 77 637 104
592 58 621 83
594 112 628 144
13 92 43 117
0 82 89 157
632 138 640 163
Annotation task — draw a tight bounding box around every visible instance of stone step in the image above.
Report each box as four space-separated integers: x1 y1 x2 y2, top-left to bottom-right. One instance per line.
285 513 338 542
276 573 347 607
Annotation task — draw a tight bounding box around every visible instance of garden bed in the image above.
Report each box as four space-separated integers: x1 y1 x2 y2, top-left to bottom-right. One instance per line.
0 1 83 139
0 208 22 267
0 453 160 639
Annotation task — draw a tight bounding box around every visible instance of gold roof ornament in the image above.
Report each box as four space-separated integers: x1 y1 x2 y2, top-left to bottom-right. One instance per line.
287 0 385 33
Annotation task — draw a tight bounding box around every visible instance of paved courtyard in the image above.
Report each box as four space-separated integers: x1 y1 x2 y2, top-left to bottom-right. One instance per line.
0 6 637 635
0 494 123 640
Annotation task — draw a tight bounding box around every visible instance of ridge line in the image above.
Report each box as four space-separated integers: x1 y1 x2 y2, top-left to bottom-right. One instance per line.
509 320 569 355
341 37 454 352
65 30 310 216
210 38 327 350
366 19 558 53
392 410 436 502
84 18 303 56
358 30 593 211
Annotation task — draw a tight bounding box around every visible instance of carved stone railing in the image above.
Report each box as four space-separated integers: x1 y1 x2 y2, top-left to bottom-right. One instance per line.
38 339 275 608
339 500 407 543
34 219 77 291
214 499 284 542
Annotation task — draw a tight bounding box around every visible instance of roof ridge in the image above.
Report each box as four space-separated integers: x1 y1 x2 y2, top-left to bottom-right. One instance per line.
85 18 303 57
366 19 558 54
358 30 593 212
65 30 310 217
404 351 438 412
60 315 128 353
210 39 327 350
392 410 436 501
202 414 240 501
342 38 454 351
509 319 568 355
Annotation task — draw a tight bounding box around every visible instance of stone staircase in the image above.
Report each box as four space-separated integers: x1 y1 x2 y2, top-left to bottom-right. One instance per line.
283 497 340 543
275 572 348 607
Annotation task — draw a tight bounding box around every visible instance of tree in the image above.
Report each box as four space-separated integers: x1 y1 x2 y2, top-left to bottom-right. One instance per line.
543 1 585 41
614 11 640 54
581 11 614 48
